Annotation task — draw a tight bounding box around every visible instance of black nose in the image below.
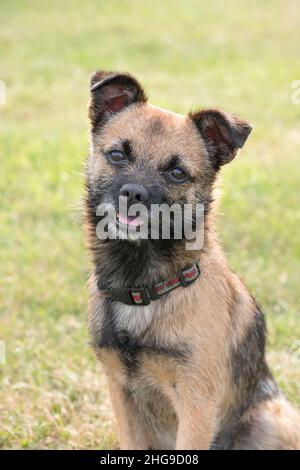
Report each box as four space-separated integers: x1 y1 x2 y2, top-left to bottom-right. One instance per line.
119 184 149 205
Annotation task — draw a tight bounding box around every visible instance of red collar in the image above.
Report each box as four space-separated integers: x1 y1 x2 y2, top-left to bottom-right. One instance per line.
97 262 200 306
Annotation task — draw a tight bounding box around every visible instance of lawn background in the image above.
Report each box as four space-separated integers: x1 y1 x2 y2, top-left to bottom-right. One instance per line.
0 0 299 449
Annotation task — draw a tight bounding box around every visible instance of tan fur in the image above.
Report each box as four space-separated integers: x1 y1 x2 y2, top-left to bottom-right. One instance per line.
237 397 300 450
86 76 300 450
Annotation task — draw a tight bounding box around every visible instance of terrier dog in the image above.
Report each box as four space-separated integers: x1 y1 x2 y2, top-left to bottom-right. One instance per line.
84 71 300 449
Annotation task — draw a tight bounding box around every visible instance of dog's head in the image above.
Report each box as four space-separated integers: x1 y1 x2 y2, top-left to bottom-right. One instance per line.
86 71 252 243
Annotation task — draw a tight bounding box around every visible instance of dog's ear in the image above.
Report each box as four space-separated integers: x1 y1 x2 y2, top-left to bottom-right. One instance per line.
190 108 252 170
89 71 147 129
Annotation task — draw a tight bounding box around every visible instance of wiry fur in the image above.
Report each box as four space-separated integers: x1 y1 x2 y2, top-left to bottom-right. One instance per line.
84 72 300 450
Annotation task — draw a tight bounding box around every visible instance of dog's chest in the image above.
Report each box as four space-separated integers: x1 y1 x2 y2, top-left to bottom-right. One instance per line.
97 299 188 376
98 301 155 355
113 302 156 337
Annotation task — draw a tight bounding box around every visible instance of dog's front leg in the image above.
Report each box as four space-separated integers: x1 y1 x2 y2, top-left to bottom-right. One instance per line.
106 373 151 450
175 393 217 450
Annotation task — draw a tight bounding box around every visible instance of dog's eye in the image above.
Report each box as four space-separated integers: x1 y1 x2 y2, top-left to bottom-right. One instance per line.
168 167 188 183
107 150 128 165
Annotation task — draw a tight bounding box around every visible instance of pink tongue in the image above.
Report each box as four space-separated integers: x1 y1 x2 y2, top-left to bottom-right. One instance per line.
118 213 144 227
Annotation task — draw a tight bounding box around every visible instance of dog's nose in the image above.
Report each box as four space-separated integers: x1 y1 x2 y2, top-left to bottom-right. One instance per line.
119 184 149 205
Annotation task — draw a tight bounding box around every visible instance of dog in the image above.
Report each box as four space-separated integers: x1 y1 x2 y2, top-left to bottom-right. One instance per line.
84 71 300 449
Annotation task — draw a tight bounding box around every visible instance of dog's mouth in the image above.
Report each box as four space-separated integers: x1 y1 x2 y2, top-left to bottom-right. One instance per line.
117 212 146 228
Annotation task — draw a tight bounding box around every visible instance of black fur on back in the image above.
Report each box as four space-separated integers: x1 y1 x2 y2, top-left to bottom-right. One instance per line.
211 305 279 449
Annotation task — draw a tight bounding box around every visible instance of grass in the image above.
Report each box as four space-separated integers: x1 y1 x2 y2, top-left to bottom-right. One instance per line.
0 0 299 449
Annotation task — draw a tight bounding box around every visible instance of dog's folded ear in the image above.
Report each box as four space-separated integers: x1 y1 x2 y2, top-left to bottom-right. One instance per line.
89 71 147 129
190 108 252 170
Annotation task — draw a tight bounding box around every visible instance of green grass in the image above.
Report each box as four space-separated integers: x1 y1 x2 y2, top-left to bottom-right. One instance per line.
0 0 300 449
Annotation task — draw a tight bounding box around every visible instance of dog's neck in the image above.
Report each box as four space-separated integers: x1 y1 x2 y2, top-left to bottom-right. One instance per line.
95 238 203 290
93 224 219 291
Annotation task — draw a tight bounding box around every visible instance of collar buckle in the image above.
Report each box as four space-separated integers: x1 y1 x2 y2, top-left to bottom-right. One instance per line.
129 287 151 306
179 262 200 287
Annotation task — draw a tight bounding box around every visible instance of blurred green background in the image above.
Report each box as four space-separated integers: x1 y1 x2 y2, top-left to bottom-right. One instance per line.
0 0 299 449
